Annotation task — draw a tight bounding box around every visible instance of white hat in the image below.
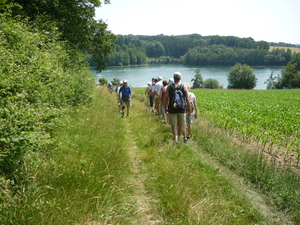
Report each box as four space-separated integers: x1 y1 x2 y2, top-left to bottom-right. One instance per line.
168 78 174 84
123 80 128 83
158 76 163 80
120 81 123 84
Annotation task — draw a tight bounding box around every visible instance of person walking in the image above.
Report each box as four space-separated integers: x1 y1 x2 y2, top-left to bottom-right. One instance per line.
107 83 113 93
164 72 191 143
183 83 198 140
151 78 157 113
160 80 168 123
118 80 132 118
153 76 163 117
145 82 152 111
116 80 123 113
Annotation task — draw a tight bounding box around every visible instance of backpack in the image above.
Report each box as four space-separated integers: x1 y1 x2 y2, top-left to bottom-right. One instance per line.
171 83 186 109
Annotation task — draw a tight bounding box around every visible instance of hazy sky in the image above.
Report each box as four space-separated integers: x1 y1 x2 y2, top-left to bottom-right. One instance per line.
95 0 300 44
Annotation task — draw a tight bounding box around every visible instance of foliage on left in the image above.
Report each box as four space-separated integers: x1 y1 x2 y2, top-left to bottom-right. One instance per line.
0 14 95 181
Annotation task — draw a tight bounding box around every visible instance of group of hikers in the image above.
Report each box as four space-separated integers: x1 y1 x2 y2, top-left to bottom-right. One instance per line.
110 72 198 144
144 72 198 143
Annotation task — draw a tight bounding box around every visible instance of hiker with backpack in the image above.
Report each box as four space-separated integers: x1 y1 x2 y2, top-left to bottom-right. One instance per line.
183 83 198 140
164 72 191 143
118 80 132 118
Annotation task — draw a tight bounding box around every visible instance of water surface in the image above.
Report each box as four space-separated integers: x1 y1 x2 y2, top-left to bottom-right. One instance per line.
91 64 283 89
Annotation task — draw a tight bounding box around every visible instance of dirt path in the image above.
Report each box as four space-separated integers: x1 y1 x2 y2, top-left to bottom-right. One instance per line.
124 104 163 224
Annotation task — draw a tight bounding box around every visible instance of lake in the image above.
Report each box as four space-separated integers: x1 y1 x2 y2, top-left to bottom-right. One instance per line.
91 64 283 90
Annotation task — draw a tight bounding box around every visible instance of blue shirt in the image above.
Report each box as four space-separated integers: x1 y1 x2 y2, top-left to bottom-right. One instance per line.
119 85 132 98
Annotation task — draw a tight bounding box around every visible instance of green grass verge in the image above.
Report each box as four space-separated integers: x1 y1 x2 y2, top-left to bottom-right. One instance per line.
3 88 136 224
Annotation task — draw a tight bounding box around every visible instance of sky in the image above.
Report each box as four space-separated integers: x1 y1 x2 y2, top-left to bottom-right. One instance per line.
95 0 300 44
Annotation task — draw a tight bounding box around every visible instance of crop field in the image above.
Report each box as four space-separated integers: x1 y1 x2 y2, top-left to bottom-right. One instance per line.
269 46 300 54
193 89 300 165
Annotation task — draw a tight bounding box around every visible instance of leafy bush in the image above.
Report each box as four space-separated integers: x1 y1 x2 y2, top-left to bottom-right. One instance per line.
227 63 257 89
203 78 223 89
99 77 108 85
274 53 300 89
111 78 121 86
0 15 95 177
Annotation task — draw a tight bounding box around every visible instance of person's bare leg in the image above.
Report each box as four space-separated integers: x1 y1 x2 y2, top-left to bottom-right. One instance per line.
187 123 192 136
178 125 187 141
171 125 178 143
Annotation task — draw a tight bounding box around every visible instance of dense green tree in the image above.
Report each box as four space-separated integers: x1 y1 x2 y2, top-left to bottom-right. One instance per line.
103 34 293 67
146 41 165 58
227 63 257 89
0 15 95 174
274 53 300 89
203 78 223 89
6 0 117 71
191 69 203 89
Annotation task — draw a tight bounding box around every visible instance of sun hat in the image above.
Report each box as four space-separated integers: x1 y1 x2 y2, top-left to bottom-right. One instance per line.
119 80 123 84
123 80 128 83
168 78 174 84
173 72 181 80
158 76 163 80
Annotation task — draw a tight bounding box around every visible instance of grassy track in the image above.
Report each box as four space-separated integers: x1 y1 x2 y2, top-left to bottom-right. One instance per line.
5 87 299 224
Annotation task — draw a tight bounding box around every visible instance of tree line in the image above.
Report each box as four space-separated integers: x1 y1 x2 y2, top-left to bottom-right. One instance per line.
102 34 296 67
190 53 300 90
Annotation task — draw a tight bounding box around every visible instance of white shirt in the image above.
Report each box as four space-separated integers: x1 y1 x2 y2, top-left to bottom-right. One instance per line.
155 80 163 97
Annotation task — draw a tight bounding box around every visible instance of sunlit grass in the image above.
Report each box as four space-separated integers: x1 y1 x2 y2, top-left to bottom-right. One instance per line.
3 87 299 224
6 88 136 224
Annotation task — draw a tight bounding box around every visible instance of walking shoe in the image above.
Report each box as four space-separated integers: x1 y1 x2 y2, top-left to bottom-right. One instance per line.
172 137 178 144
183 138 188 143
121 112 124 118
186 135 190 140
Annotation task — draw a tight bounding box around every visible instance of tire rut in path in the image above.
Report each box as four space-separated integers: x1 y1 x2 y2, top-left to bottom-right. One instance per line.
124 117 163 225
188 134 294 225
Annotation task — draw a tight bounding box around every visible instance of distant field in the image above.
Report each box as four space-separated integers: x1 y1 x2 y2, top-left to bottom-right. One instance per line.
269 46 300 53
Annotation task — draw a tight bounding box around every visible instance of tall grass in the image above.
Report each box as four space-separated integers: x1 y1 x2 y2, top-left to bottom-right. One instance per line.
2 88 136 224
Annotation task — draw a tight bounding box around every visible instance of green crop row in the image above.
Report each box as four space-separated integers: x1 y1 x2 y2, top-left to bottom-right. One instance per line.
193 89 300 164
